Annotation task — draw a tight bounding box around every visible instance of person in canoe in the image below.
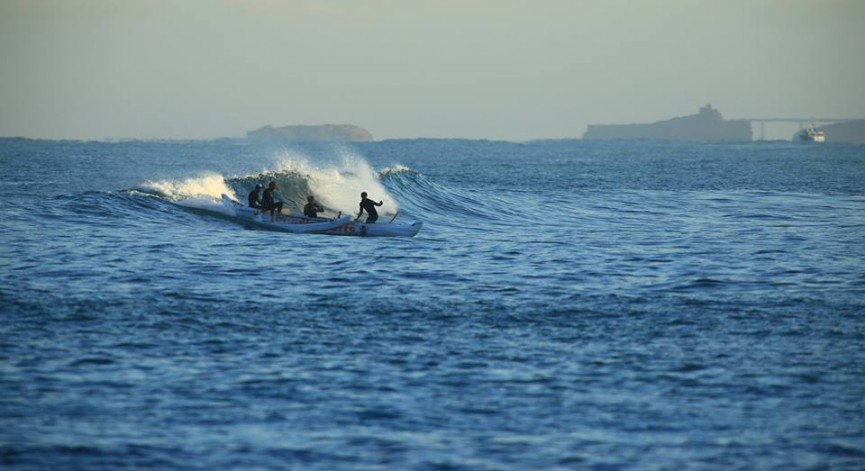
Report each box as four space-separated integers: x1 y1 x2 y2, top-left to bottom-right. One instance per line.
248 183 263 209
357 192 383 224
303 195 324 218
261 181 284 221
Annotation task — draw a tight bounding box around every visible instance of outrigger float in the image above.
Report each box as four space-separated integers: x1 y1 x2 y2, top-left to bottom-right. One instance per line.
221 194 422 237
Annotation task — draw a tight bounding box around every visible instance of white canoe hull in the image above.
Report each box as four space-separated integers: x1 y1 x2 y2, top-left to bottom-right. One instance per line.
221 194 351 234
221 194 422 237
318 219 423 237
278 213 422 237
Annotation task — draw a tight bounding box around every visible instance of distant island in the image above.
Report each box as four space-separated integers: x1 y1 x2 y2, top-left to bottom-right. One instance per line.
247 124 373 142
583 105 752 142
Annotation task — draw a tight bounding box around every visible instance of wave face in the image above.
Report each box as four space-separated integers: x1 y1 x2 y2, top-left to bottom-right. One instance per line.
120 145 516 230
2 138 865 471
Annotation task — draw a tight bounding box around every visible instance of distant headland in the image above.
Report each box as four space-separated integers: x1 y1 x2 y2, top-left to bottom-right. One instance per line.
583 105 752 142
247 124 373 142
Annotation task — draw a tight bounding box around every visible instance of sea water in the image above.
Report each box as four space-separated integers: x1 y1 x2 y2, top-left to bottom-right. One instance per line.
1 138 864 470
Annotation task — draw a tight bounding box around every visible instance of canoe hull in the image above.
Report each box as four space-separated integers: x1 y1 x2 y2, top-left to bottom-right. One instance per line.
221 194 422 237
319 220 423 237
221 194 351 234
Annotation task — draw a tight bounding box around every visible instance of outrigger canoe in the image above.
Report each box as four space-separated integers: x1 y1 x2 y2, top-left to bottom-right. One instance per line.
221 194 351 234
221 194 422 237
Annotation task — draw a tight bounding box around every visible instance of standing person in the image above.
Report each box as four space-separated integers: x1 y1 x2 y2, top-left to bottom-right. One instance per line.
261 181 284 221
303 195 324 218
248 183 263 209
357 192 383 224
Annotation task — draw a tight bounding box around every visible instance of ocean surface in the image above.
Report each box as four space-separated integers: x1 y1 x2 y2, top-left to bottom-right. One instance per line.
1 137 864 470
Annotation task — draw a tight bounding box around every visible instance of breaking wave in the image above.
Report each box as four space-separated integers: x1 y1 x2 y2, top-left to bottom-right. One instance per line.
121 148 509 229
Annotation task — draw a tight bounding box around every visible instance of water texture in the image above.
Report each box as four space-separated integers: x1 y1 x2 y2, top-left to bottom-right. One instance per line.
1 138 864 470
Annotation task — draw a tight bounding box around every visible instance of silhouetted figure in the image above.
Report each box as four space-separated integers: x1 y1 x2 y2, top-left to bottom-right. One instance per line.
303 195 324 218
357 192 383 224
261 181 283 221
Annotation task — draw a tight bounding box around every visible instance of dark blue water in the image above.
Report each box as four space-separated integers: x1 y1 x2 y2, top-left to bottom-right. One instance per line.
2 138 864 470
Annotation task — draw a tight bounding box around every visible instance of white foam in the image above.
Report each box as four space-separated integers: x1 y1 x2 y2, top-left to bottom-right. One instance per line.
137 149 399 216
139 173 237 203
272 147 398 215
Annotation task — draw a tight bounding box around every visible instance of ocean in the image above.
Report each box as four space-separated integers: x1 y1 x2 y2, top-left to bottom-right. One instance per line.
1 137 864 470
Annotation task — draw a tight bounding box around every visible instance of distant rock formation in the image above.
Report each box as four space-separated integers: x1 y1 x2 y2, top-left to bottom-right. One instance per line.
583 105 752 142
806 120 865 144
247 124 373 142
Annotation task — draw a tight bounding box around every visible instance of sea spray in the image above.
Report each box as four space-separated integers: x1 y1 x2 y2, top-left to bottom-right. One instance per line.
134 149 404 217
271 147 399 216
138 173 236 202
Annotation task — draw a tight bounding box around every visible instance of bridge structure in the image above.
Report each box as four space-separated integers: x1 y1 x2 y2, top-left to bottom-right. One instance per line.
739 117 861 140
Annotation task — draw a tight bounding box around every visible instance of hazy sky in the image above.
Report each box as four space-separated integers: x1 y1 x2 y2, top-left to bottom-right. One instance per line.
1 0 863 141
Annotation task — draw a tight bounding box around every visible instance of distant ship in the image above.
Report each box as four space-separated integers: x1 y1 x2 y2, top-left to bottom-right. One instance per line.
798 127 825 142
582 105 752 142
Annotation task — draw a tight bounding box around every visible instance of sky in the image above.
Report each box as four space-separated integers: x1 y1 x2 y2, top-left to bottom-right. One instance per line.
1 0 863 141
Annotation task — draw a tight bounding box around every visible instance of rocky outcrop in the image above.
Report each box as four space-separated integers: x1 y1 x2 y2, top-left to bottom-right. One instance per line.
583 105 752 142
247 124 373 142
